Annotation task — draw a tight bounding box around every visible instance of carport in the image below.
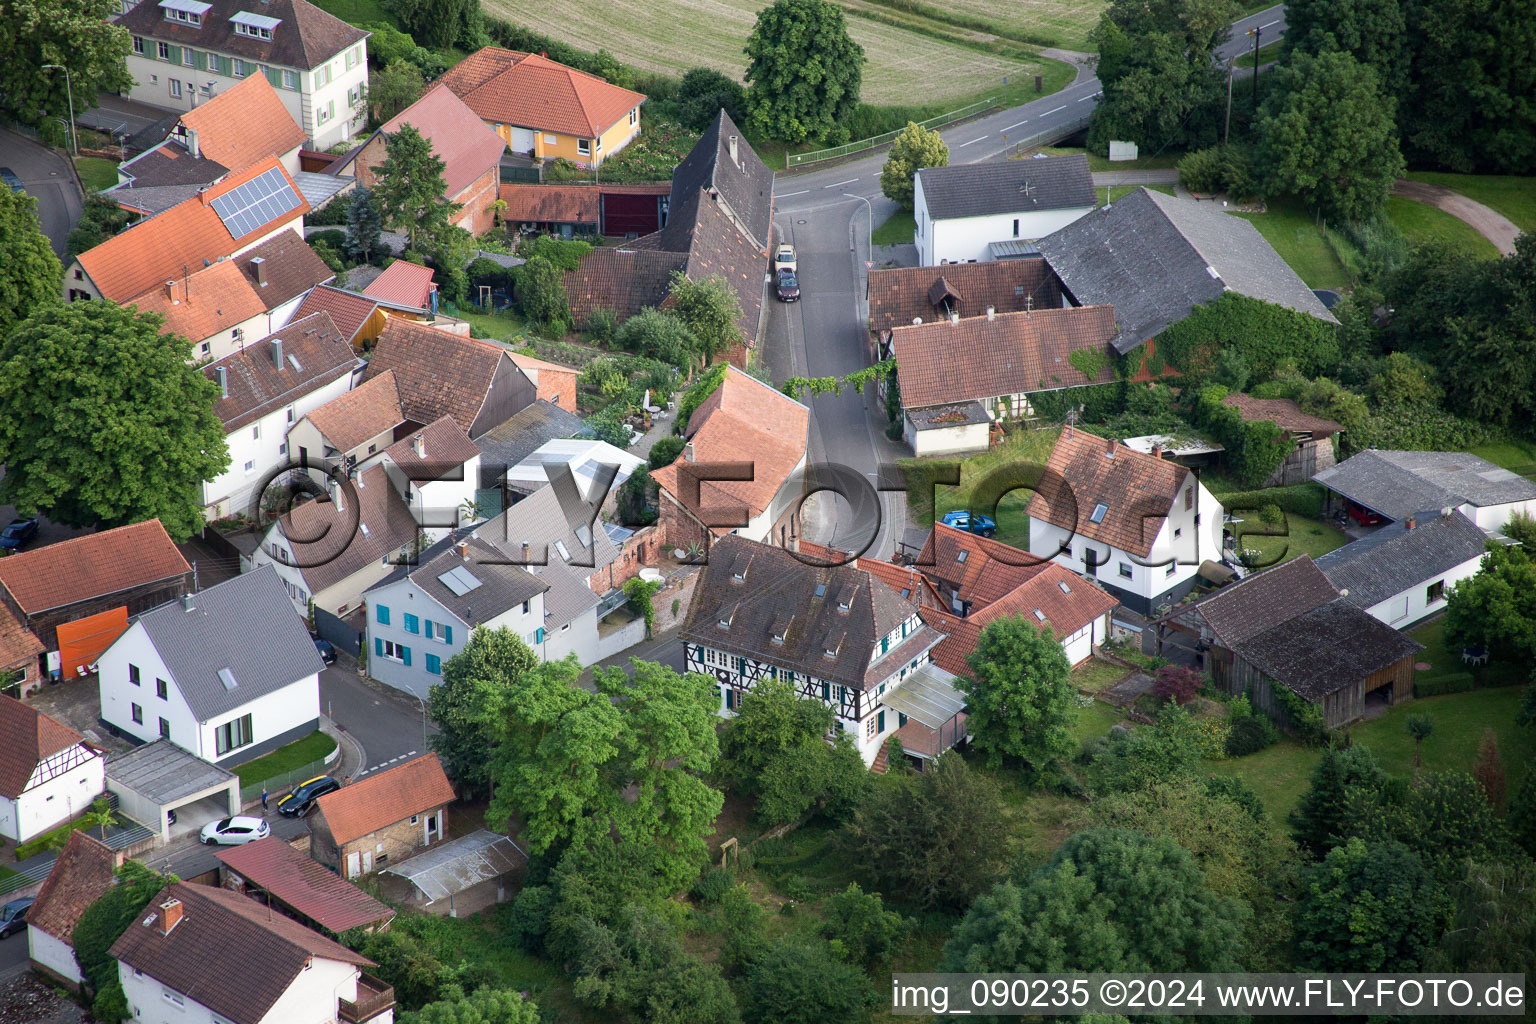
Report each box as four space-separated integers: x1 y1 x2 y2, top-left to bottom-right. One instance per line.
106 740 241 843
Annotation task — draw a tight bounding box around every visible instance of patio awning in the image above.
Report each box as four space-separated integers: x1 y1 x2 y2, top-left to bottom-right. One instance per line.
880 663 967 730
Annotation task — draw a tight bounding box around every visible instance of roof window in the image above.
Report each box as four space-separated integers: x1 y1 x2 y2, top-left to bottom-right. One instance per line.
956 550 968 563
1089 503 1108 524
1057 580 1071 594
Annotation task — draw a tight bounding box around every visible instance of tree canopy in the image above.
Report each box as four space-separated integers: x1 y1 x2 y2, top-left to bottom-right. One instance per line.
372 124 461 249
676 68 747 130
0 185 62 339
667 273 743 368
959 615 1075 779
1294 837 1445 972
429 626 538 798
1281 0 1409 98
1289 744 1387 858
741 937 873 1024
0 0 131 133
0 301 228 539
879 122 948 210
1444 541 1536 666
744 0 865 144
414 986 541 1024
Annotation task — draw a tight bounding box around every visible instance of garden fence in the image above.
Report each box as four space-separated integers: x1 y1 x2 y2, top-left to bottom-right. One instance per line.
239 750 337 805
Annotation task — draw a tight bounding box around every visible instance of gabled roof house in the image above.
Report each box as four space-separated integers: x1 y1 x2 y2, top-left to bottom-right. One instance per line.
0 697 105 843
361 317 536 439
216 836 394 934
1314 449 1536 532
1316 508 1490 629
26 831 121 989
311 754 455 878
914 154 1095 265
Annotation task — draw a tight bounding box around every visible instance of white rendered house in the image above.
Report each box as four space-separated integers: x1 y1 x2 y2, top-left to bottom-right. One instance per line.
0 697 106 843
914 156 1095 265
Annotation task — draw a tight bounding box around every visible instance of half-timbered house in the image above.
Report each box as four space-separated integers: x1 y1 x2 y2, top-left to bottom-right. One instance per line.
0 696 106 843
679 536 947 767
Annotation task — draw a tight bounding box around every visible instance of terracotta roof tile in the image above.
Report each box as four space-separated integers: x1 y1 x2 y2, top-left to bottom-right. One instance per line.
444 48 645 138
178 74 306 175
0 520 189 615
108 882 372 1024
215 837 393 933
280 463 420 595
379 83 506 200
362 317 512 431
498 184 600 224
290 285 382 343
205 312 358 432
114 0 367 72
302 369 404 451
313 754 454 845
362 260 435 309
563 247 685 327
383 416 480 480
234 232 335 308
0 695 87 798
508 353 577 406
892 305 1119 409
651 367 808 529
26 831 118 942
0 603 43 669
1025 429 1193 558
130 259 266 344
78 157 310 303
868 259 1063 335
1221 393 1343 436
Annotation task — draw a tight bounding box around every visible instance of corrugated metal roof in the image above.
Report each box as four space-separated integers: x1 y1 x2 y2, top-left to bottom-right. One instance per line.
879 663 966 729
107 739 237 804
382 829 524 902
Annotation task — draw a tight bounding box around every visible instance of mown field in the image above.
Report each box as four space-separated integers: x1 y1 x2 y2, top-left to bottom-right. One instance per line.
481 0 1068 105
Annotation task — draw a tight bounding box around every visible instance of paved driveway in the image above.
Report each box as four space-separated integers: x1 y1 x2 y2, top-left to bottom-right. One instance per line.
0 130 83 256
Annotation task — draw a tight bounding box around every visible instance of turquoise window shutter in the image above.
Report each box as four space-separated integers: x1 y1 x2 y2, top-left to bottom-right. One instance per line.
376 605 389 625
536 627 545 643
444 624 453 644
401 646 411 667
403 613 419 634
426 654 441 675
374 638 383 657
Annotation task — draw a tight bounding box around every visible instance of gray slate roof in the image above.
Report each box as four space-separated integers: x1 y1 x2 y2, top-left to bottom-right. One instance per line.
135 566 324 721
1037 188 1337 355
472 399 590 487
1316 510 1489 609
1234 598 1422 701
917 155 1095 221
1183 555 1339 648
106 740 236 804
372 535 547 628
1313 449 1536 522
666 109 774 251
478 485 616 623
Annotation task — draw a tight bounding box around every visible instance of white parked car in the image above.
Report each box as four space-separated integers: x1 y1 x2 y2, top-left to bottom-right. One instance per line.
774 244 796 275
200 815 270 846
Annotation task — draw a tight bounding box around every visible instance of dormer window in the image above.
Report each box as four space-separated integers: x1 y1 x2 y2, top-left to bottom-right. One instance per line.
717 604 737 630
160 0 210 24
770 612 792 645
1089 502 1108 524
230 10 280 37
836 585 858 614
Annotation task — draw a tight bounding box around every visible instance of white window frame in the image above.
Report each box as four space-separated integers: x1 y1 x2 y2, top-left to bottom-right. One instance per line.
577 138 591 157
133 36 144 54
157 41 170 60
169 79 182 99
629 107 637 127
282 69 298 90
233 59 248 79
183 48 195 67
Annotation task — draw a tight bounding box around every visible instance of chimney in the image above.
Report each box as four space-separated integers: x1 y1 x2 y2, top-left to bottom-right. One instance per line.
458 540 470 560
985 305 995 321
165 279 182 304
271 336 283 370
728 134 739 165
1152 443 1163 459
1105 438 1116 459
158 899 184 936
520 541 530 562
1405 516 1415 530
185 128 200 160
250 256 268 287
411 433 425 458
215 365 228 398
328 476 344 512
949 311 960 325
684 441 696 463
180 593 194 612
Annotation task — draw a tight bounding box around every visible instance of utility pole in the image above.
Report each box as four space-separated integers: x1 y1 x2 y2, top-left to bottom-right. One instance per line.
1225 58 1235 143
40 64 78 158
1250 26 1261 111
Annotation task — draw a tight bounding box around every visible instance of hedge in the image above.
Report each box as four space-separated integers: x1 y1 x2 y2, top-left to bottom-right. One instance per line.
1210 482 1328 520
1414 673 1475 698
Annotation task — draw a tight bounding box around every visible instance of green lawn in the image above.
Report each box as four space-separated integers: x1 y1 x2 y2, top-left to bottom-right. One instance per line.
871 209 916 246
1470 439 1536 478
1405 171 1536 234
1229 515 1349 568
311 0 391 26
899 425 1061 548
1072 699 1129 746
1407 617 1527 690
1071 658 1132 694
233 730 338 786
1232 197 1352 290
452 307 530 343
1038 146 1183 173
75 157 119 193
1385 195 1501 260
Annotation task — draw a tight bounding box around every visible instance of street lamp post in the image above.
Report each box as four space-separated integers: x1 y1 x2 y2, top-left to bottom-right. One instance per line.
843 192 874 298
40 64 78 158
414 694 428 749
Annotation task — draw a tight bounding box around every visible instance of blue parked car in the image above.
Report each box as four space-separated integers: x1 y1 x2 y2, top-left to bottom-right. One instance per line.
0 519 38 551
940 510 997 537
313 637 336 665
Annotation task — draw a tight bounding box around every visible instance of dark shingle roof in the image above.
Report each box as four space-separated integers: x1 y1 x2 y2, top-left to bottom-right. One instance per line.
680 536 935 690
667 109 774 251
868 258 1063 335
916 155 1094 220
115 0 368 72
1185 555 1339 649
1313 450 1536 522
135 566 324 721
205 312 357 432
234 231 335 309
1316 510 1489 609
371 534 547 627
1037 188 1336 355
473 399 590 484
562 247 686 327
109 882 371 1024
1221 393 1342 437
1235 598 1422 701
26 832 117 943
281 463 421 595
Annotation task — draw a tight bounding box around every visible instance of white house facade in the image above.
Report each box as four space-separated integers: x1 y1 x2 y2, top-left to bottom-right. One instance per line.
28 927 81 986
913 156 1097 266
1316 509 1491 631
0 738 105 844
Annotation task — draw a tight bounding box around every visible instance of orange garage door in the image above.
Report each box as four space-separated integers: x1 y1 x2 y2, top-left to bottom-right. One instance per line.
56 607 129 678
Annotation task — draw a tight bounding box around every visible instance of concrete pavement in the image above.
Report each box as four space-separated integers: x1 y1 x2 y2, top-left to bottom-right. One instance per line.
0 130 83 256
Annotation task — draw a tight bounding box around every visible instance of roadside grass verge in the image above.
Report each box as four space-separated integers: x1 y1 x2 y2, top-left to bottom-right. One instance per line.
232 730 338 787
872 209 916 246
1385 195 1501 260
1405 171 1536 234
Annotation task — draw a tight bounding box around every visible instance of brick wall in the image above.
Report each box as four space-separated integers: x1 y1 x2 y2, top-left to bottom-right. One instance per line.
350 135 387 191
660 492 711 553
534 367 577 410
337 806 448 874
583 524 670 595
454 165 501 237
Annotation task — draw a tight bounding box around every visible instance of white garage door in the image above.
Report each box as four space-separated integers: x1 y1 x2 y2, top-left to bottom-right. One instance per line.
509 126 536 153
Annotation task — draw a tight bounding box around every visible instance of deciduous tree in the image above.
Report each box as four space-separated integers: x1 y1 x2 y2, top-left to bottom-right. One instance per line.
0 186 61 339
879 122 948 210
820 883 907 969
1281 0 1409 98
368 59 425 125
429 626 537 798
0 302 227 539
1444 541 1536 665
741 937 872 1024
960 615 1075 779
1289 744 1385 858
1295 837 1445 971
1346 770 1512 882
1430 858 1536 976
615 307 697 367
1256 50 1404 223
0 0 131 131
744 0 864 144
513 256 571 333
676 68 747 131
668 272 742 368
415 986 540 1024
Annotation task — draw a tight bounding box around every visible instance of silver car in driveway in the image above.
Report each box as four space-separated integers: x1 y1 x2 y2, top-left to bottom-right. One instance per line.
199 815 270 846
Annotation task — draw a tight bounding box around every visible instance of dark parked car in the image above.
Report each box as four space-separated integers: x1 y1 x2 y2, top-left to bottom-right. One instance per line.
776 269 799 302
0 168 23 192
940 510 997 537
276 775 341 816
314 638 337 664
0 897 34 938
0 518 39 551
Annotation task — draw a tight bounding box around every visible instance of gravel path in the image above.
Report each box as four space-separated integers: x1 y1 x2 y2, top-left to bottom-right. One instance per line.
1390 179 1520 256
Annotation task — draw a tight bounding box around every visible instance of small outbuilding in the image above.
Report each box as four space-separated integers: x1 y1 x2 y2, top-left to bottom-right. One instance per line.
216 837 394 935
378 829 525 918
105 740 240 843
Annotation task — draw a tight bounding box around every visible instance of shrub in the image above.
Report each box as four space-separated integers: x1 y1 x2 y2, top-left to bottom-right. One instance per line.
1176 143 1254 198
1413 673 1474 698
1151 665 1203 705
1225 713 1279 757
587 306 619 344
691 865 734 904
1213 482 1327 520
648 435 685 469
308 228 347 251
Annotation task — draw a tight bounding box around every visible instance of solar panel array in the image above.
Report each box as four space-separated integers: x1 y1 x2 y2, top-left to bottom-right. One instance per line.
438 565 484 596
210 166 303 240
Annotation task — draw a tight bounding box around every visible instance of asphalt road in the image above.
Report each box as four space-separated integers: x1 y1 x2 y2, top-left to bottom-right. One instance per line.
0 130 83 257
319 663 436 777
0 928 27 982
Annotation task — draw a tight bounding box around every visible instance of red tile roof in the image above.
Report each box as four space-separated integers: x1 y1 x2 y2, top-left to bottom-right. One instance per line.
215 837 394 933
302 369 404 452
498 183 600 224
205 312 357 432
1025 429 1193 558
279 464 420 595
313 754 454 845
26 831 118 942
442 47 646 138
0 695 87 799
130 259 266 344
178 74 306 175
651 367 808 530
383 416 481 480
290 285 382 343
380 83 507 200
109 882 372 1024
1221 393 1343 437
869 259 1064 335
892 305 1119 410
0 520 190 615
77 157 311 303
362 317 513 432
362 260 435 310
0 602 44 669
